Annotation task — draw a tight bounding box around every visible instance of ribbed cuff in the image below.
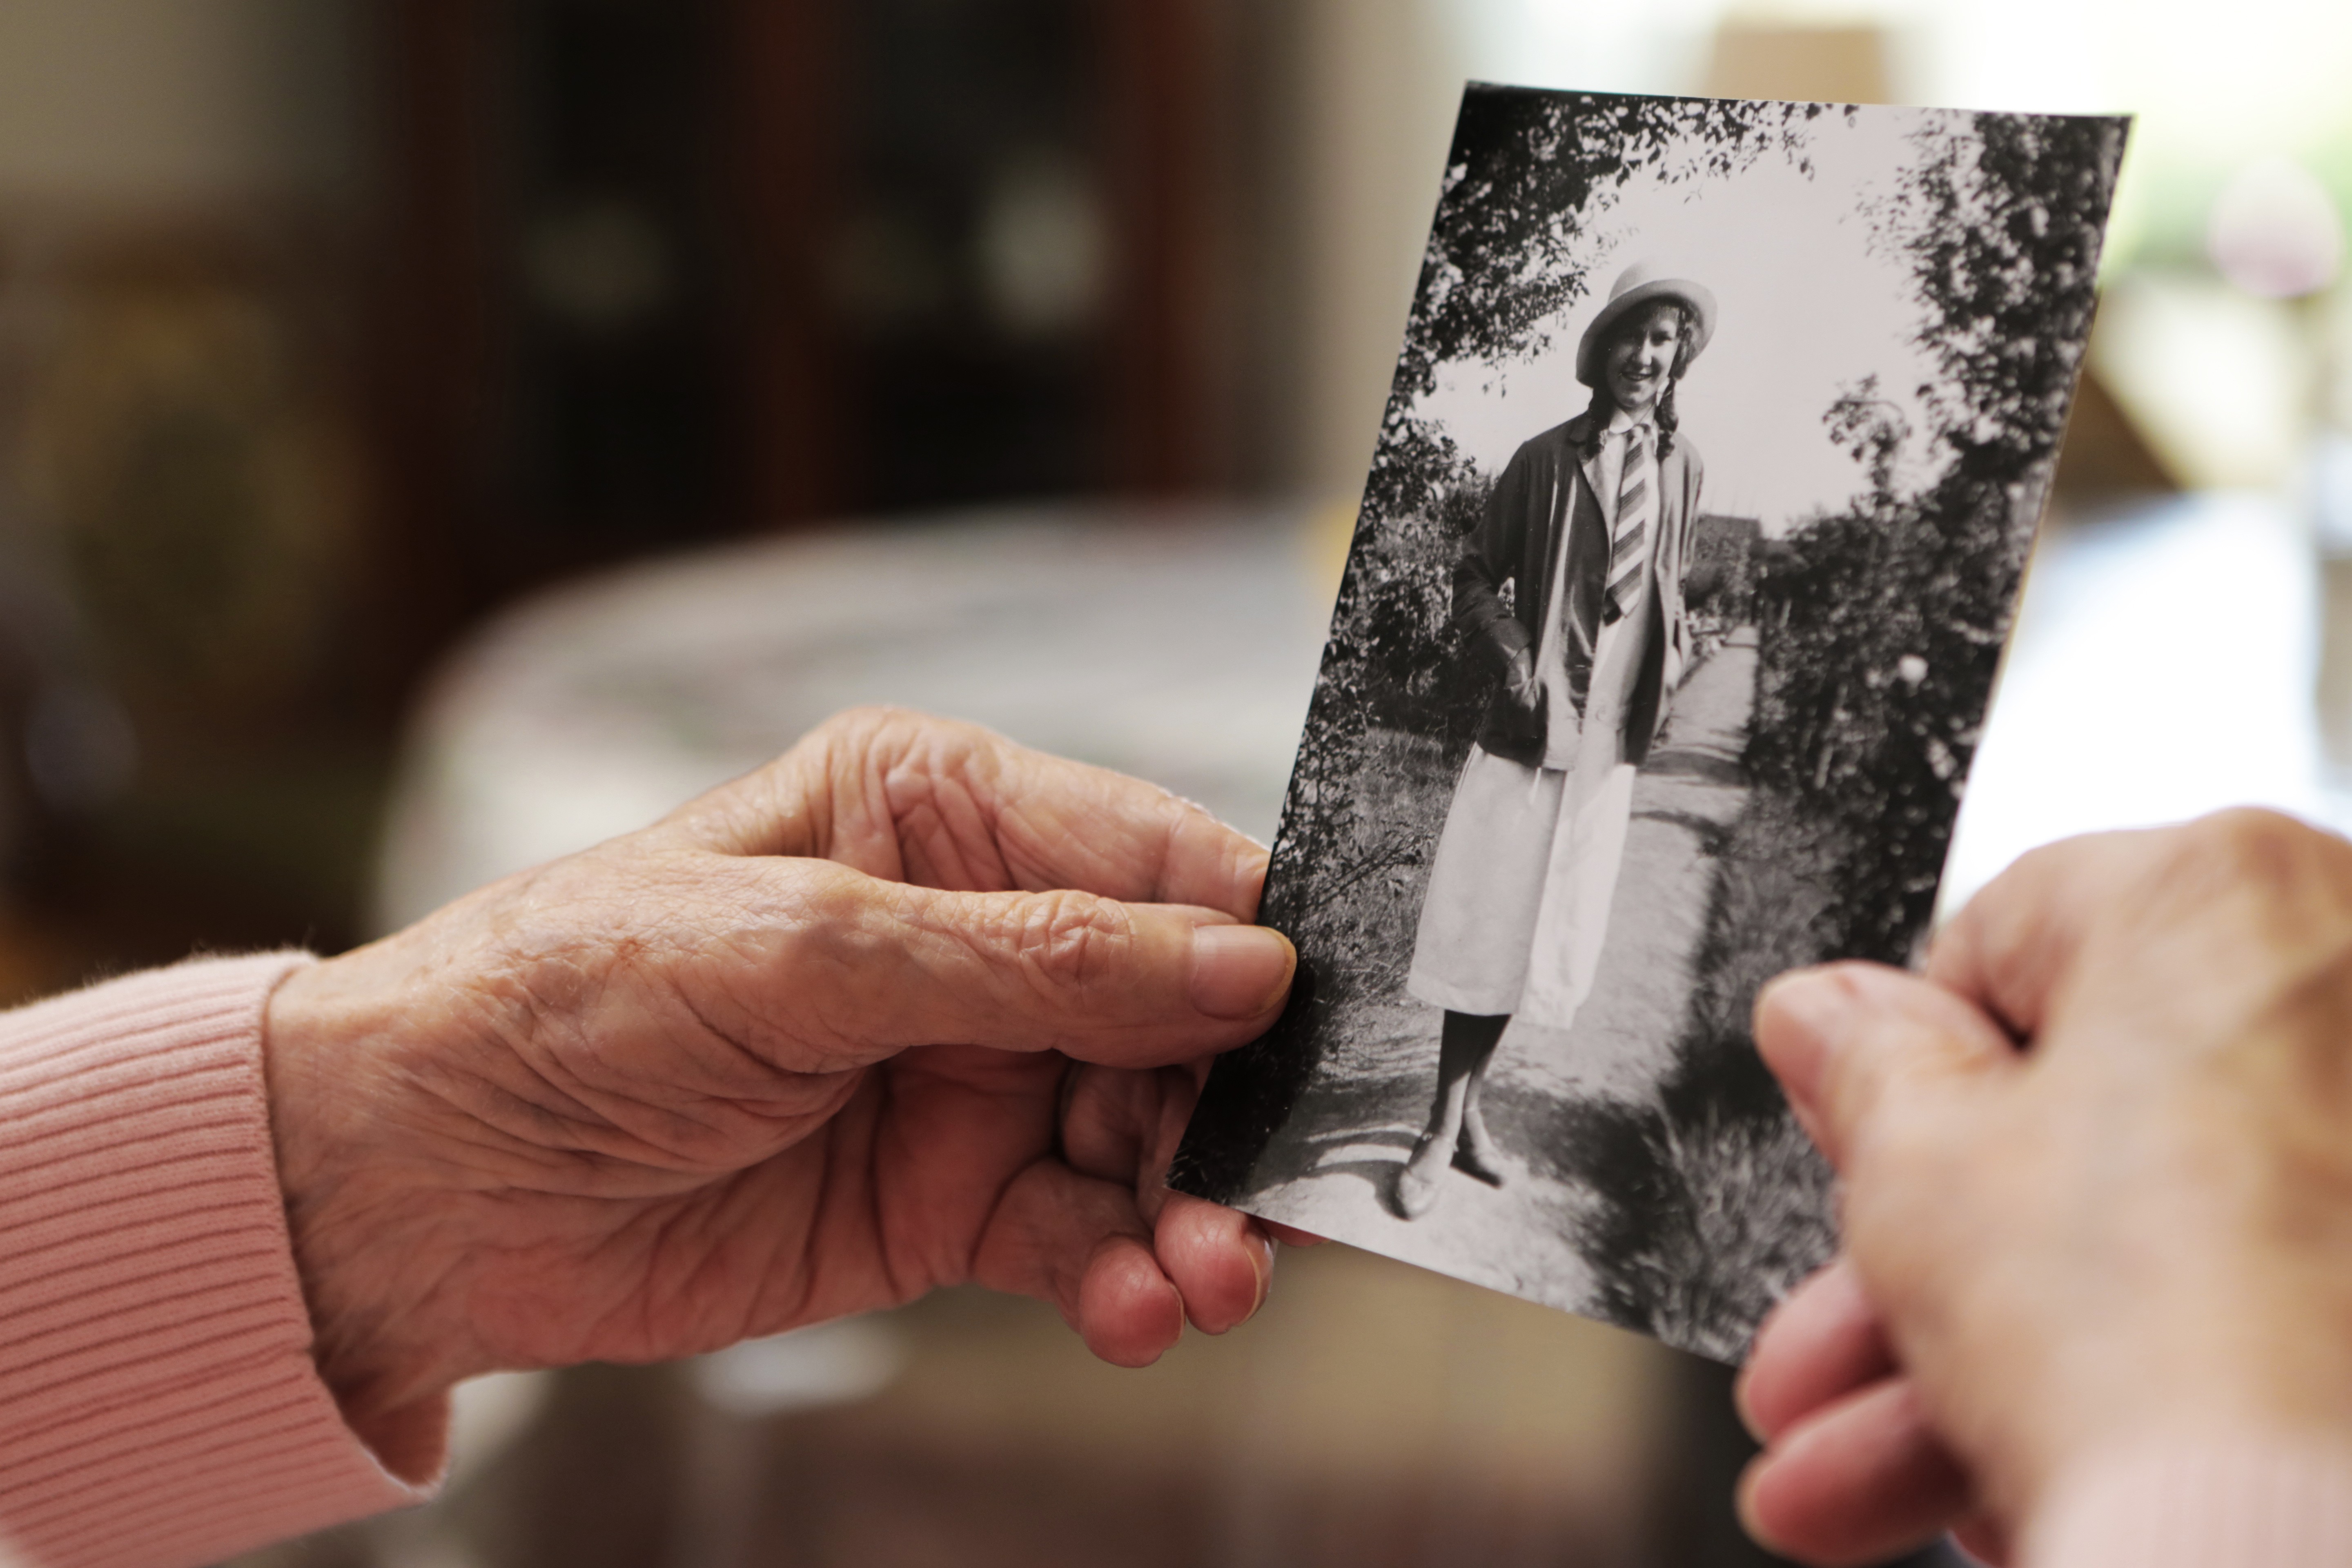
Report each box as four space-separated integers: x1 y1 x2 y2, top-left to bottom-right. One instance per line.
2023 1435 2352 1568
0 954 443 1568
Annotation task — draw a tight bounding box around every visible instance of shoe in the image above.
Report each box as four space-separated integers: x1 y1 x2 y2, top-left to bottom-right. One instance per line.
1452 1134 1509 1188
1454 1106 1509 1188
1392 1136 1447 1220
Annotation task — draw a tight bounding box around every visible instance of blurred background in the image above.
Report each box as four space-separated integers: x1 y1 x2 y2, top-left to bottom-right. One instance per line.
0 2 2346 1565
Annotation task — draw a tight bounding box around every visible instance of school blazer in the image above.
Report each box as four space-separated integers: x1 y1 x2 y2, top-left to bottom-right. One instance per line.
1453 411 1702 769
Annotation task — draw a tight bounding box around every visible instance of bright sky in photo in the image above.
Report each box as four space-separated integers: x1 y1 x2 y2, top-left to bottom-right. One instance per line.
1417 107 1953 534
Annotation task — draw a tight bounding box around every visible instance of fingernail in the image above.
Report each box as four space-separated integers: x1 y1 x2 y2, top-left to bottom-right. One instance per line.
1248 1230 1275 1319
1189 926 1295 1020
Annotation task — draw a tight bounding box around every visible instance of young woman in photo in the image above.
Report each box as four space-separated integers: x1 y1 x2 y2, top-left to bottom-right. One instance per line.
1394 259 1713 1220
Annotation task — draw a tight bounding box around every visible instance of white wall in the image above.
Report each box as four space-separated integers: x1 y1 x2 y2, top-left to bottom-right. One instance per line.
1278 0 2352 500
1283 0 1468 500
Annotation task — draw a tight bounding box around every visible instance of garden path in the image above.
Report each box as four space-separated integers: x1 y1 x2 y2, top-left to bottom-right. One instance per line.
1238 628 1761 1316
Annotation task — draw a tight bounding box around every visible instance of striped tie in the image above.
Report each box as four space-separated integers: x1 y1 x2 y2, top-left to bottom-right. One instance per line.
1606 424 1653 625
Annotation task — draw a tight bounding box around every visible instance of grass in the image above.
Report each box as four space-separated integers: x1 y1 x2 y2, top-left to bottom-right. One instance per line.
1261 687 1848 1363
1169 724 1459 1200
1277 700 1846 1364
1570 788 1845 1361
1288 724 1459 1011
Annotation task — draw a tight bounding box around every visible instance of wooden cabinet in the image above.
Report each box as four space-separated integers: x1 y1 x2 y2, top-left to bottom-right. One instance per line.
370 0 1245 656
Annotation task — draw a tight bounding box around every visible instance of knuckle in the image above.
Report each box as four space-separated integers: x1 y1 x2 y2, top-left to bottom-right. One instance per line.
2169 808 2312 886
1059 1064 1153 1180
816 703 987 757
815 706 1003 809
1007 890 1135 1002
805 705 935 777
816 702 915 740
2161 810 2352 1002
772 864 868 962
2153 810 2352 939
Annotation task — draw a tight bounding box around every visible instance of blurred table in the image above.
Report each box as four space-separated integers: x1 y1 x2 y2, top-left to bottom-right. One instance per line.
374 501 1334 931
380 490 2349 938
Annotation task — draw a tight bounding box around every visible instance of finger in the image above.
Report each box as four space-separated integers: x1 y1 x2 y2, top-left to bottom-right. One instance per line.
1737 1258 1895 1442
1060 1063 1270 1333
1738 1376 1973 1568
1141 1062 1208 1225
1755 962 2017 1171
1938 812 2352 1054
1058 1061 1201 1222
666 708 1272 920
1154 1194 1272 1335
733 860 1294 1068
1135 1063 1325 1250
969 1157 1185 1368
1057 1063 1161 1188
1076 1233 1189 1368
1927 826 2182 1038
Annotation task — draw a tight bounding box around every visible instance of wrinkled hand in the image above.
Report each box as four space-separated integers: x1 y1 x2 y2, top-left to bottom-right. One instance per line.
1737 811 2352 1566
263 708 1296 1453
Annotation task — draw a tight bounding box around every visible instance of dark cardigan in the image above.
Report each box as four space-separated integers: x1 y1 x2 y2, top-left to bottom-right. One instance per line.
1453 411 1702 768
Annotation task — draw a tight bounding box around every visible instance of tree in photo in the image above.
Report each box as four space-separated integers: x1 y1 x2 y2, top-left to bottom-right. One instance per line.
1751 109 2126 956
1368 89 1834 522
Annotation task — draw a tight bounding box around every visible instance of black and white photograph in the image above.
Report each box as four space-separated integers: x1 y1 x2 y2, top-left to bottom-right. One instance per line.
1172 87 2127 1362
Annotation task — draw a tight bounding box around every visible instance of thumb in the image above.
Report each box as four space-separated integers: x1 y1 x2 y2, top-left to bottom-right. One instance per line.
762 859 1295 1067
1755 962 2016 1172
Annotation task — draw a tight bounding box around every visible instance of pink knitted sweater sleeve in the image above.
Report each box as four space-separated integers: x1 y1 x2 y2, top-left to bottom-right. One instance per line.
0 954 441 1568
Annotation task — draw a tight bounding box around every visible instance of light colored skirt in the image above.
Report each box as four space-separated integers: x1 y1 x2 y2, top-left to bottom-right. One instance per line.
1404 742 1637 1029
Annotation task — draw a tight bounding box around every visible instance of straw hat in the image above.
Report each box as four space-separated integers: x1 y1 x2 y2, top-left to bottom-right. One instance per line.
1574 259 1717 387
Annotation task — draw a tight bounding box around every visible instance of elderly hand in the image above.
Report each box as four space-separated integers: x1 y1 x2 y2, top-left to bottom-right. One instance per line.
262 709 1295 1456
1736 811 2352 1566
